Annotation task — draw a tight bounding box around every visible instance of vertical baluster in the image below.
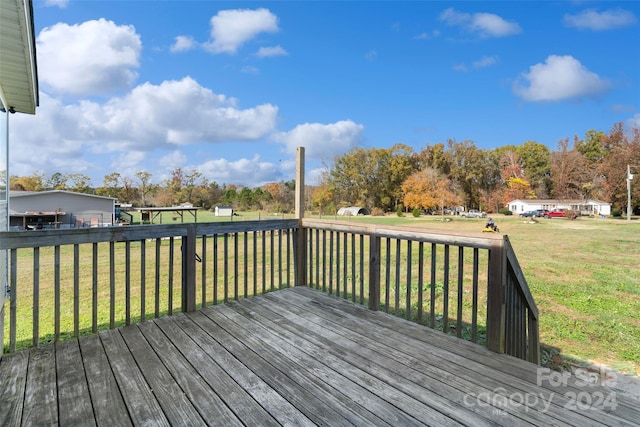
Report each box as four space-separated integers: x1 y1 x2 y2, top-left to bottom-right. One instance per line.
443 245 450 333
351 233 356 302
261 230 266 294
54 245 60 341
406 240 412 320
140 239 146 322
10 248 17 352
336 232 342 298
33 247 40 347
73 244 80 336
395 239 401 316
92 242 98 333
270 230 275 292
155 238 161 317
315 229 320 290
360 234 364 304
329 231 334 295
278 228 283 289
471 248 479 343
244 231 248 297
125 241 131 325
201 235 207 306
286 228 291 288
168 237 174 315
417 242 424 324
321 229 326 292
343 232 348 299
213 234 218 304
457 246 464 338
234 233 239 300
109 241 115 328
429 243 437 329
384 238 391 313
224 233 229 303
252 231 257 296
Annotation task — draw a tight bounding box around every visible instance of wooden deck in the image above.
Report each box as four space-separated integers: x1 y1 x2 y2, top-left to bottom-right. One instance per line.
1 287 637 426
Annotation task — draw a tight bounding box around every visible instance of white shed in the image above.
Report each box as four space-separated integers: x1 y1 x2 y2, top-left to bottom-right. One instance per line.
214 205 234 217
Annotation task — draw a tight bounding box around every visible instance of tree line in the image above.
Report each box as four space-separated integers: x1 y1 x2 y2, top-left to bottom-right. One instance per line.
9 122 640 216
9 168 297 214
314 122 640 216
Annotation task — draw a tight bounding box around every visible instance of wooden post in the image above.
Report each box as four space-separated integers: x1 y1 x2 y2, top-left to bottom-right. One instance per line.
486 237 506 354
368 234 381 311
295 147 307 287
182 224 196 312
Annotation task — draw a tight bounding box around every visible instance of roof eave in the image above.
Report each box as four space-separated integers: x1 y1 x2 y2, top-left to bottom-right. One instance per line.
0 0 39 115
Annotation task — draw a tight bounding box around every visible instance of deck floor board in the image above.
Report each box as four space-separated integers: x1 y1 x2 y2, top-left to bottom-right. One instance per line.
1 286 637 426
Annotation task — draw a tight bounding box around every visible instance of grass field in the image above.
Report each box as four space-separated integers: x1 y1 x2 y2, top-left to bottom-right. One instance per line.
4 210 639 377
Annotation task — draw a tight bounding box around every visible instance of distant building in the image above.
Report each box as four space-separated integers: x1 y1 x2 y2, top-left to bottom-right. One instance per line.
10 191 116 230
214 205 234 217
507 199 611 216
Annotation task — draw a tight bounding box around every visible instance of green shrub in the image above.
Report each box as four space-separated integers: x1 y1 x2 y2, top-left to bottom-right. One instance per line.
412 208 421 217
396 205 404 217
499 208 513 215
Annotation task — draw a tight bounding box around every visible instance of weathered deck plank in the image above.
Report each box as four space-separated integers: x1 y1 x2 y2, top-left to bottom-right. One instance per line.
1 286 637 426
56 339 95 427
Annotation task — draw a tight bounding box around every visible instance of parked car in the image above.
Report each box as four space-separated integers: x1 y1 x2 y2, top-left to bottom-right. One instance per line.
544 209 566 218
460 209 486 218
533 209 550 217
519 211 537 217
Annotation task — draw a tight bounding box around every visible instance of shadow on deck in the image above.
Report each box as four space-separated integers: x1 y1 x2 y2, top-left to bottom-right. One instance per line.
1 287 637 426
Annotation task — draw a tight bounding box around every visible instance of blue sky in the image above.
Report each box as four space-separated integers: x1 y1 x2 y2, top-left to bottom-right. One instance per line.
10 1 640 188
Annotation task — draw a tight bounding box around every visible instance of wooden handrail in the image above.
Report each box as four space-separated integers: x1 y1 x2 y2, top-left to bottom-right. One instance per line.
301 219 540 364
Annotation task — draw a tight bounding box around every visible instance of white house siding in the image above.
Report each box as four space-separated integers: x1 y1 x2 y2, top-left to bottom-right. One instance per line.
214 206 233 217
507 199 611 216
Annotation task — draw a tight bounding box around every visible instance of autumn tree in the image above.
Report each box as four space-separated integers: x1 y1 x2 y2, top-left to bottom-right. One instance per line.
96 172 121 198
549 138 589 200
10 171 44 191
402 167 461 211
516 141 551 196
597 123 640 214
67 173 92 194
135 171 157 207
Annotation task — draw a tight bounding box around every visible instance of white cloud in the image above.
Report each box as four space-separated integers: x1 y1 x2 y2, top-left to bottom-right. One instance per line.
439 8 522 38
413 30 441 40
205 8 280 54
628 113 640 131
472 55 498 69
9 79 279 181
273 120 365 160
513 55 611 102
37 19 141 96
563 9 637 31
256 45 288 58
195 155 279 186
170 35 196 53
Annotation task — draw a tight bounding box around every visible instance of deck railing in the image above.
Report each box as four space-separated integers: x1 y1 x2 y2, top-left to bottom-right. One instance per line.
301 219 539 364
1 218 538 363
0 220 298 353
